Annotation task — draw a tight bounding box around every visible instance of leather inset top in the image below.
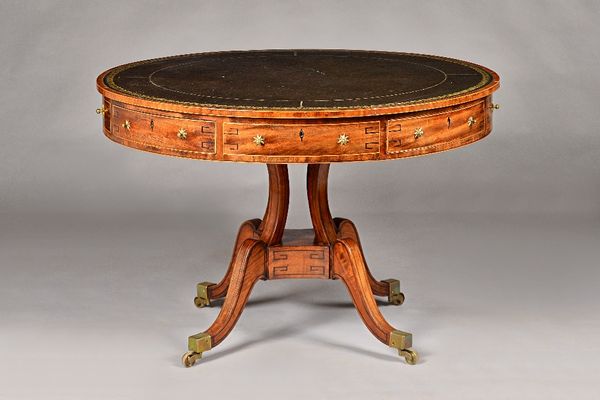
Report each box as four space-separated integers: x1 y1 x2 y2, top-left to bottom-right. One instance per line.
104 50 493 110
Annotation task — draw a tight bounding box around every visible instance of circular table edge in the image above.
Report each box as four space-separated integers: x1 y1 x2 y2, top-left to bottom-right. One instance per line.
96 51 500 164
96 50 500 119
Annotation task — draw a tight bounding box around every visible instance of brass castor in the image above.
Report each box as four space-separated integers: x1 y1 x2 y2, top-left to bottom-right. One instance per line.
184 332 212 367
390 291 405 306
182 351 202 367
194 296 209 308
382 279 405 306
399 348 419 365
194 282 215 308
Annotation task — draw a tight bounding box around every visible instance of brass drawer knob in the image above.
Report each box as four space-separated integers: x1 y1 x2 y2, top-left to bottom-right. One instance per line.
467 116 477 127
122 120 131 130
413 127 424 139
252 135 265 146
337 133 350 145
177 128 187 140
96 106 108 115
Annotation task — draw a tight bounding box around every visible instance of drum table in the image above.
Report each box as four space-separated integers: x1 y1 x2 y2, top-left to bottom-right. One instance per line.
96 50 500 367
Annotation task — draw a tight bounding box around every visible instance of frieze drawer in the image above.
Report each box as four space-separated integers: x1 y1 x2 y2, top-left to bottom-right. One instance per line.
386 101 486 155
223 121 380 157
110 105 216 155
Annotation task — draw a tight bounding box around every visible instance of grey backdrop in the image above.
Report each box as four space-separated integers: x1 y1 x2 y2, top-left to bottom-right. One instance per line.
1 1 599 399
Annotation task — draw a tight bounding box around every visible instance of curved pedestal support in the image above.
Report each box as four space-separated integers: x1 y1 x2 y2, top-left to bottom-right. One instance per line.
194 219 261 307
335 218 405 305
184 239 267 367
185 163 417 366
307 164 337 245
194 164 288 306
332 238 417 364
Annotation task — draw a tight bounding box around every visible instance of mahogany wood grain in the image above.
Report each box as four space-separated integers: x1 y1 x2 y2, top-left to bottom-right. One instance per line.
207 219 261 300
190 164 410 359
332 238 401 346
335 217 390 297
205 239 267 347
307 164 338 245
222 121 380 160
101 97 495 163
259 165 289 246
268 236 329 279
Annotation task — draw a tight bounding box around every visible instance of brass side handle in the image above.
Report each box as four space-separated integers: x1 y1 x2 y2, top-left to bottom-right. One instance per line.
252 135 265 146
490 103 500 110
177 128 187 140
96 106 108 115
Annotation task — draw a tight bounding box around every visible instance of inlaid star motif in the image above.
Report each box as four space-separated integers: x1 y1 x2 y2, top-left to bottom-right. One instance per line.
253 135 265 146
122 120 131 130
413 127 424 139
337 133 350 146
467 116 477 127
177 128 187 140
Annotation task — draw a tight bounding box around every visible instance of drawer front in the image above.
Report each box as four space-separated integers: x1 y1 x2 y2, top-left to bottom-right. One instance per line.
111 106 216 154
223 121 380 157
386 101 486 155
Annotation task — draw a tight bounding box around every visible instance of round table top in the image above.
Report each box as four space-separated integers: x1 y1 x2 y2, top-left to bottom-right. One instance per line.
98 49 498 118
97 50 499 163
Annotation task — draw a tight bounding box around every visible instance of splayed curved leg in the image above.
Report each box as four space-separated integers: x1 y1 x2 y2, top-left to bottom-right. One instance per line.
194 219 261 308
184 164 289 366
334 217 405 305
183 238 267 367
332 238 418 364
194 164 288 307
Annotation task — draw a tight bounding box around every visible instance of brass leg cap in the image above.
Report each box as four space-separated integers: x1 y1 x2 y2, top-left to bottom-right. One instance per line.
182 351 202 367
399 348 419 365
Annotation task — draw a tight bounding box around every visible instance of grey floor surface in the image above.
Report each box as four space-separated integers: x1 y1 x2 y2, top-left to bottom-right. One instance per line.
1 211 598 399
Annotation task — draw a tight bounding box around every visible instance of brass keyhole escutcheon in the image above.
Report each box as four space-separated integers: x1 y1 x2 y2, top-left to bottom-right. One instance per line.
253 135 265 146
299 129 304 142
337 134 350 145
413 127 424 139
177 128 187 140
122 120 131 130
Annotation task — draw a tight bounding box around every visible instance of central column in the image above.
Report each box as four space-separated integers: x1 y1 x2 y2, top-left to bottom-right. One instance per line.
307 164 337 245
258 164 290 246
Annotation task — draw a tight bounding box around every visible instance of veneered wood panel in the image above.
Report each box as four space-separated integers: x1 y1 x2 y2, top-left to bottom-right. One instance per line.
386 100 486 155
110 105 216 155
222 121 380 157
268 246 330 279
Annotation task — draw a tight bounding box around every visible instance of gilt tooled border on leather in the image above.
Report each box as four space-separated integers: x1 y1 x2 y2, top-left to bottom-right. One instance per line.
103 50 493 111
